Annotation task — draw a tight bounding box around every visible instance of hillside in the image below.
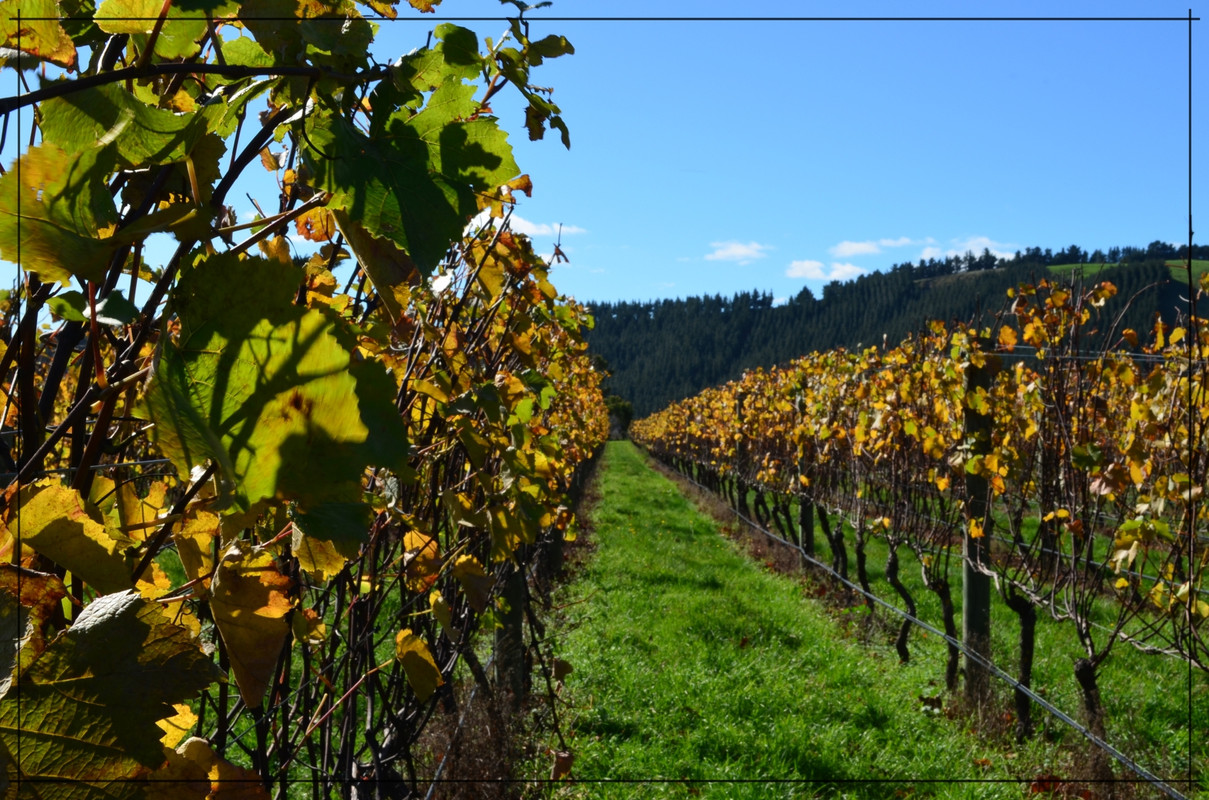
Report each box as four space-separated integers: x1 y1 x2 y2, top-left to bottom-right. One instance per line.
587 256 1194 419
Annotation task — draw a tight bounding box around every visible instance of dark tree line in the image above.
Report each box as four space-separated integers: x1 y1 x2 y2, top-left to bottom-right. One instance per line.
588 243 1200 419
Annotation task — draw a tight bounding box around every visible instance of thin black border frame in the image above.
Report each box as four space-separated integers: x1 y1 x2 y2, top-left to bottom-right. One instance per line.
3 6 1200 797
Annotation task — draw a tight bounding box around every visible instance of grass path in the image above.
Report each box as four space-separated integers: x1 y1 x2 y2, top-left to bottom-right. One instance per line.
540 441 1079 799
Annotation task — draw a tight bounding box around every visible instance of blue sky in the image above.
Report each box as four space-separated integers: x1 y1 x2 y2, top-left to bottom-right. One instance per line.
3 0 1203 306
366 0 1204 304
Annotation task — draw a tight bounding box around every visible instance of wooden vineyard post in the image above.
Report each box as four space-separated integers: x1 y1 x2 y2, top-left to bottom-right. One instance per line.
495 562 528 709
962 338 995 707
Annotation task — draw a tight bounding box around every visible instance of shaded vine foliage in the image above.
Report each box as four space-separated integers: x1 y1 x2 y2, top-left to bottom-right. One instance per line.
633 273 1208 768
0 0 606 796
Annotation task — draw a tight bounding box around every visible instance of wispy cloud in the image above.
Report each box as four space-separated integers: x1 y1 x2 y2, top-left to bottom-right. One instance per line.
510 216 588 237
830 237 922 258
830 241 881 257
466 211 586 237
704 241 773 264
918 236 1016 261
785 260 868 281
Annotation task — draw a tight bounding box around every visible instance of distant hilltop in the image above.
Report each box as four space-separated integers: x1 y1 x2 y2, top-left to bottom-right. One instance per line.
587 241 1207 418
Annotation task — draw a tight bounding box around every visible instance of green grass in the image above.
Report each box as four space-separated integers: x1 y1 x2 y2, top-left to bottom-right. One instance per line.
1048 260 1209 285
534 442 1119 799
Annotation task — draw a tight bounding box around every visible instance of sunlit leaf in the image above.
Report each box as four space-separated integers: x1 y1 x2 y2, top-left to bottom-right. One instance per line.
0 590 219 798
5 482 134 595
394 628 443 701
0 143 120 284
208 540 294 709
0 0 76 68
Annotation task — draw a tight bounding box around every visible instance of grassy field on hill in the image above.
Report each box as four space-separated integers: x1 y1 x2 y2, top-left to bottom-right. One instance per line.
1048 259 1209 284
531 442 1167 799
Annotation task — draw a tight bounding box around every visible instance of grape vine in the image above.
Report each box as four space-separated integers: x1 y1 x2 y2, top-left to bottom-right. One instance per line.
0 0 606 796
633 275 1208 772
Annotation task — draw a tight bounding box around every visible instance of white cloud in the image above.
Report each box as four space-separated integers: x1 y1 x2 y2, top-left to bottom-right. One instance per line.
785 260 868 281
785 259 826 279
465 210 586 238
830 237 920 258
829 262 868 281
509 216 587 237
704 241 773 264
830 240 881 257
917 236 1016 262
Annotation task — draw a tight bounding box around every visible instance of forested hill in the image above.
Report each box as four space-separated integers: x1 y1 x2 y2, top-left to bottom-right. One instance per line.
586 242 1205 418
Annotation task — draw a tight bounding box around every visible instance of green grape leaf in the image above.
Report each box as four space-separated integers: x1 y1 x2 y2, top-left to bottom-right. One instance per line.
144 254 408 522
5 482 134 595
306 88 519 273
220 34 273 68
241 0 372 71
385 23 481 105
87 290 141 327
0 143 120 284
95 0 207 59
330 208 417 325
47 290 87 322
39 83 224 170
0 590 220 799
0 0 77 68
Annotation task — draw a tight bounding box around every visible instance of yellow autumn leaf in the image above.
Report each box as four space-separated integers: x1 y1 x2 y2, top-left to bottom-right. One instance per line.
157 703 198 749
395 628 444 701
430 589 453 635
291 527 347 584
209 541 295 708
452 554 492 612
8 481 134 594
172 737 271 799
403 529 441 592
173 508 221 590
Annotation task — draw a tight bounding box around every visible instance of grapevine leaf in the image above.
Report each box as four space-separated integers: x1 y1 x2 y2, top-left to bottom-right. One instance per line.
95 0 208 59
452 554 492 612
0 590 220 798
363 0 397 19
0 0 76 68
394 628 443 701
219 34 273 68
290 525 347 583
0 567 68 686
407 0 438 11
5 482 134 595
208 541 293 709
144 254 407 522
240 0 371 72
402 530 440 592
330 207 417 324
0 143 120 284
306 88 519 273
39 83 224 170
47 290 87 322
87 290 141 327
161 737 270 799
